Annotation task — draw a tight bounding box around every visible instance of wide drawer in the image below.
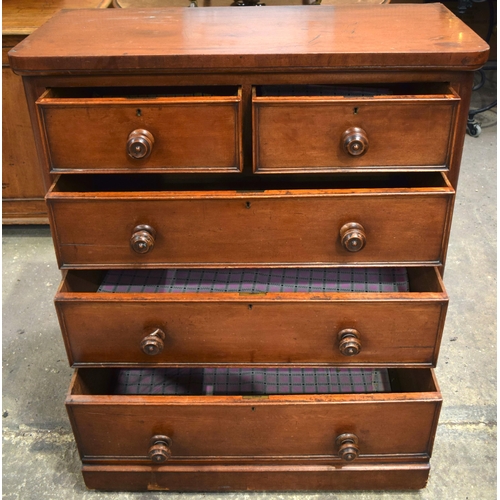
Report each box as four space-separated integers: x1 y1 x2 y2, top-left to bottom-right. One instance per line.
36 87 242 173
67 367 441 464
46 173 454 268
56 267 447 367
252 84 460 173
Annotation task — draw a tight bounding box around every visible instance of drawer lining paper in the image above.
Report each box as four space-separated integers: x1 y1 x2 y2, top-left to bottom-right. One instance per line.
98 268 409 294
114 368 391 396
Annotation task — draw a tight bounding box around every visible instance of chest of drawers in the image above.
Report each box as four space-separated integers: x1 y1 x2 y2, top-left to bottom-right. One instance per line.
10 4 488 491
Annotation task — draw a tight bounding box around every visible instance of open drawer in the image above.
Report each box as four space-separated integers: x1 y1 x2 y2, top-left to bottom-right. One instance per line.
252 83 460 173
46 172 454 268
67 367 441 465
56 267 447 367
36 86 242 173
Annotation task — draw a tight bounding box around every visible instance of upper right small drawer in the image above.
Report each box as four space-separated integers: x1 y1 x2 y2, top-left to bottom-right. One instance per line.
252 84 460 174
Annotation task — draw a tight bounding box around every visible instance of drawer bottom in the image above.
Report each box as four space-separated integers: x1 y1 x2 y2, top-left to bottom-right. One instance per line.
82 463 431 491
114 367 391 395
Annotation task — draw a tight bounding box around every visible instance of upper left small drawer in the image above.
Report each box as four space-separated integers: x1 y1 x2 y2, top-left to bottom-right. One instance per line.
35 87 243 173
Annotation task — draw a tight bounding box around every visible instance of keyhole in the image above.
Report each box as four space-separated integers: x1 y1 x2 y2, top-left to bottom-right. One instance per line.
353 107 358 115
245 201 251 209
248 304 253 310
136 109 142 117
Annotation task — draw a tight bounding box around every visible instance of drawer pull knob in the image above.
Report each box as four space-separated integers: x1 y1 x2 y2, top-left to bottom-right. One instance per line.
149 435 172 463
130 224 156 254
340 222 366 252
342 127 368 157
336 433 359 462
127 129 155 160
338 329 361 356
140 328 166 356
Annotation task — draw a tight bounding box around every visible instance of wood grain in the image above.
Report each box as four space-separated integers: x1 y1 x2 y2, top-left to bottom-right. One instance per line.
253 92 459 173
66 368 441 461
81 463 431 491
9 5 489 74
2 0 112 35
47 181 454 268
58 300 447 367
2 62 47 222
36 90 243 173
2 0 112 223
56 267 447 367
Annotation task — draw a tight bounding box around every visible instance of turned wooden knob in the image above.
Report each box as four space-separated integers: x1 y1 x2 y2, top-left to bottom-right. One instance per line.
140 328 166 356
148 435 172 463
342 127 368 157
340 222 366 252
336 433 359 462
338 329 361 356
127 129 154 160
130 224 156 254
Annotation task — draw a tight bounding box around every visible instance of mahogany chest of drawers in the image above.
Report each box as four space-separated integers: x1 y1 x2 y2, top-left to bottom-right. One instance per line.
10 4 488 491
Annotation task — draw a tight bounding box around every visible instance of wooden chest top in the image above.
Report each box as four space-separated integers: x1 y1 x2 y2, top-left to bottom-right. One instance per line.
9 4 489 74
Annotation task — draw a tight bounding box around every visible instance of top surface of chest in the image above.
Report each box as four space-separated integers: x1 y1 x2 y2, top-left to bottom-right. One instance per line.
9 4 489 74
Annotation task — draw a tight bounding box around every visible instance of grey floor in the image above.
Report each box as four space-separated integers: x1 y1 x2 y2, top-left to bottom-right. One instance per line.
3 74 497 499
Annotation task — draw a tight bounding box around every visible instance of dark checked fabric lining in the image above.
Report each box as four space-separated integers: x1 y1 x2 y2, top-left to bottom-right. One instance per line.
98 268 409 294
259 85 393 97
114 368 391 395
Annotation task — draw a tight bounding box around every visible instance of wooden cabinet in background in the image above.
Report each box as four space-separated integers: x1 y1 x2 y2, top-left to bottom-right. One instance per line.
2 0 111 224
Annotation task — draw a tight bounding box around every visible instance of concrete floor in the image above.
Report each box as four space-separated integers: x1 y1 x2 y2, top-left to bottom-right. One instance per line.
2 74 496 498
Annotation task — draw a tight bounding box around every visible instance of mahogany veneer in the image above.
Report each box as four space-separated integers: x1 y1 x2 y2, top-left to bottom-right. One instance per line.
56 267 448 367
46 173 454 268
10 4 488 491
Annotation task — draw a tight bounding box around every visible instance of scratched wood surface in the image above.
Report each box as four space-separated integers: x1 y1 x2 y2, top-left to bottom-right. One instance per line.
9 4 489 74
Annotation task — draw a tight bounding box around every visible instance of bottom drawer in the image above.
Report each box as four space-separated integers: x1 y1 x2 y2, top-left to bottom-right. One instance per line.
67 367 441 478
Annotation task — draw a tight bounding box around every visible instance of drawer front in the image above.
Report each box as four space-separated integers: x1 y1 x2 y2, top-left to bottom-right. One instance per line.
57 297 447 367
36 90 242 173
253 94 459 173
47 190 453 268
67 369 441 462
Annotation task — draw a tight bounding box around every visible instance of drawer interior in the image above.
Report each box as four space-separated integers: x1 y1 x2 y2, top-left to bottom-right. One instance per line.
70 367 438 396
97 268 410 294
59 267 444 295
41 86 240 100
50 171 451 193
114 367 392 395
255 82 454 98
